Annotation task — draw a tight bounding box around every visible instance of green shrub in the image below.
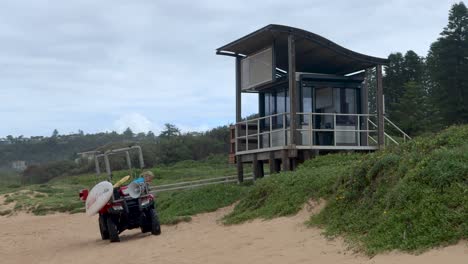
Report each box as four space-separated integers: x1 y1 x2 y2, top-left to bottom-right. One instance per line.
310 125 468 254
22 160 80 184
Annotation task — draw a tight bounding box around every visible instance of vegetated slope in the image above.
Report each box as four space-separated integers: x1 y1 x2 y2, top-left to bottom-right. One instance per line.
0 156 249 221
223 153 362 224
223 125 467 254
311 125 468 254
157 184 250 225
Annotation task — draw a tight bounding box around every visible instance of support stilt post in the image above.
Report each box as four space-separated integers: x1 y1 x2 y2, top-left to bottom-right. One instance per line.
94 155 101 175
281 150 290 171
268 151 278 175
104 154 111 180
125 151 132 170
253 154 259 180
258 160 264 178
288 34 297 147
237 155 244 183
376 65 385 148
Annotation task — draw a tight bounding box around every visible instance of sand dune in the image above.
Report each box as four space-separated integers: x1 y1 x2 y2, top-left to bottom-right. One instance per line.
0 205 466 264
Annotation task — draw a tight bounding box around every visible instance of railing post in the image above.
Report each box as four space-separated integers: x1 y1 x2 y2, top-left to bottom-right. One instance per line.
246 120 249 151
257 119 260 149
309 113 313 146
367 116 370 146
235 124 238 153
283 113 287 145
333 114 337 146
357 115 361 146
269 115 273 148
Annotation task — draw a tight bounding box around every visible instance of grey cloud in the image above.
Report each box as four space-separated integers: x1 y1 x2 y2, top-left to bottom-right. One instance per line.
0 0 458 136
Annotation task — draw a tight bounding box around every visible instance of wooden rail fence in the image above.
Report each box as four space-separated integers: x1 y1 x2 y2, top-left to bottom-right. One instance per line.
149 174 261 193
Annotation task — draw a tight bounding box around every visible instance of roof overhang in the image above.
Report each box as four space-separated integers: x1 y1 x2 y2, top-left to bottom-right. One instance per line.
216 24 389 75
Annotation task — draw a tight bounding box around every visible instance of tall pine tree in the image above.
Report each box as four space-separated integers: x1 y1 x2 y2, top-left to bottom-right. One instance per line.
383 52 405 112
392 81 430 135
427 2 468 125
364 67 377 114
383 50 427 135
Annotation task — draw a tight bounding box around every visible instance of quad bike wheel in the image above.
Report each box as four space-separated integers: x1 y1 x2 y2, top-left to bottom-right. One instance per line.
106 217 120 242
141 208 161 235
149 208 162 235
99 214 109 240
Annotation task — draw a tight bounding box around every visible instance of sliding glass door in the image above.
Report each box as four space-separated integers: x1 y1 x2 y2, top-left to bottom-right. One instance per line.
311 86 360 146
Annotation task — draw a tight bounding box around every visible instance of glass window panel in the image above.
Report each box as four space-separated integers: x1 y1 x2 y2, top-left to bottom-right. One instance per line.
277 91 285 113
345 88 356 114
285 90 290 127
264 93 271 129
276 91 285 128
333 88 341 113
302 87 312 113
264 93 271 115
336 88 357 128
315 87 333 109
270 92 275 114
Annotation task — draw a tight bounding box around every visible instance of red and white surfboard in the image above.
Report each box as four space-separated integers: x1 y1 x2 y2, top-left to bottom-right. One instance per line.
85 181 113 216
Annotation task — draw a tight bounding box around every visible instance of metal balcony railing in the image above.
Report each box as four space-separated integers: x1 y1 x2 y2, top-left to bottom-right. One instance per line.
234 112 411 154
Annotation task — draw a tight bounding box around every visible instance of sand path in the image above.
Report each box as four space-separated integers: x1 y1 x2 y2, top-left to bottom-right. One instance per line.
0 205 466 264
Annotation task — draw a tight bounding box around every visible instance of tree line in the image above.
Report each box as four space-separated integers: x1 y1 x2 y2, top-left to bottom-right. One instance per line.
377 2 468 136
0 124 230 170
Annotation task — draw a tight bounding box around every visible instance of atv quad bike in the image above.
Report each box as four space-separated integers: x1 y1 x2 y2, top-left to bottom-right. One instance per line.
80 181 161 242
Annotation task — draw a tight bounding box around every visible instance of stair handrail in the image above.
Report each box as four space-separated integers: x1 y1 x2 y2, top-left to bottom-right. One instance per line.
384 116 412 142
367 118 400 146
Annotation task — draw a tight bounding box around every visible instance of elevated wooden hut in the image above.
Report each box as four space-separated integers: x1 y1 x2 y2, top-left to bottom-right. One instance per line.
217 25 409 182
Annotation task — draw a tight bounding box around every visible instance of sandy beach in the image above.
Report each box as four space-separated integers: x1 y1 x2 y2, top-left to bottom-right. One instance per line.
0 205 466 264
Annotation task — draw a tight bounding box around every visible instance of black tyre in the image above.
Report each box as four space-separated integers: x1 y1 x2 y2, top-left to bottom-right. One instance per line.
149 208 161 235
140 218 151 233
106 216 120 242
99 214 109 240
140 208 160 235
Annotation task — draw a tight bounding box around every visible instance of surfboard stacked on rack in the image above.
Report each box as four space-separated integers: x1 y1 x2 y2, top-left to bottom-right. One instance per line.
85 181 113 216
85 175 147 216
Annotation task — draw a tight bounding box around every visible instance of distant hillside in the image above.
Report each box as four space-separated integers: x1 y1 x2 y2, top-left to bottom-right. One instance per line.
0 124 230 169
0 131 134 167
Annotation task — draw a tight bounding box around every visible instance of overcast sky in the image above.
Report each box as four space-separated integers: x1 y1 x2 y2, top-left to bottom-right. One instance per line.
0 0 459 137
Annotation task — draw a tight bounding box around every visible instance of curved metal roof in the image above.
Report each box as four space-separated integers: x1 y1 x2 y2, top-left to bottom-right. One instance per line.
216 24 388 75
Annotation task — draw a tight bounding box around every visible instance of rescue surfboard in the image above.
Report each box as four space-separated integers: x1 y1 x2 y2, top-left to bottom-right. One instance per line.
85 181 113 216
